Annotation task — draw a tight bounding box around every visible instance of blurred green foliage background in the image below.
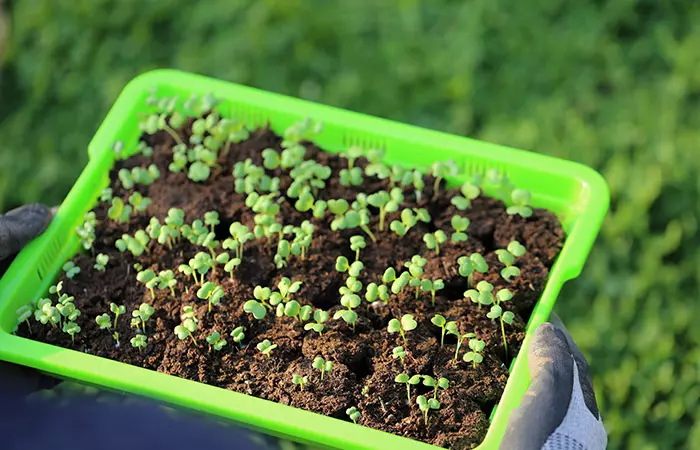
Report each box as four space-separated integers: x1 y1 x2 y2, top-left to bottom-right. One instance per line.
1 1 699 448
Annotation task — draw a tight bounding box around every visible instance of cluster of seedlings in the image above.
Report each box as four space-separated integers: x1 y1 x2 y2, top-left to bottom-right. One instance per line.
13 90 549 447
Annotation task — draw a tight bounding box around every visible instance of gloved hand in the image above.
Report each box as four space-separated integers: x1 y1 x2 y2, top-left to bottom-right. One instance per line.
500 314 608 450
0 203 54 266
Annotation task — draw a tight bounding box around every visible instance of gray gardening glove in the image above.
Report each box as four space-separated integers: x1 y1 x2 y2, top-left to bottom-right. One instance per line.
0 204 54 262
500 314 607 450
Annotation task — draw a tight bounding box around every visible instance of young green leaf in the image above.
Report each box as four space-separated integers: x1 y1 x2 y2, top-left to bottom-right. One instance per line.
256 339 277 358
387 314 417 345
206 331 228 352
506 189 533 218
131 334 148 352
312 356 334 381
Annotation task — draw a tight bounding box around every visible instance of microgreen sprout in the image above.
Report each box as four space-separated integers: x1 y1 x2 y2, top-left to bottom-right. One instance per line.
462 338 486 369
465 280 494 309
62 321 81 344
420 279 444 306
392 346 407 366
244 286 272 320
131 334 147 352
188 161 211 182
395 373 422 403
35 299 60 328
312 356 334 380
446 323 476 362
136 269 158 299
93 254 109 272
367 188 403 232
304 309 329 335
223 222 254 261
131 303 155 333
431 160 459 199
486 288 515 358
110 303 126 329
365 282 389 304
256 339 277 358
507 189 533 218
496 240 527 281
349 235 366 262
378 269 405 299
423 376 449 400
189 252 214 285
346 407 361 424
16 304 33 333
157 270 177 296
108 197 132 223
140 112 184 145
100 188 113 203
423 230 447 256
450 216 470 243
197 282 225 313
404 255 427 298
76 212 97 251
62 261 80 279
431 314 456 347
389 208 430 237
206 331 228 352
334 288 361 331
451 180 481 210
292 374 308 391
340 166 363 186
486 168 514 201
204 211 220 233
344 146 364 170
335 256 364 278
457 253 489 287
231 326 246 348
174 318 198 346
387 314 417 345
116 230 150 256
128 192 152 213
416 395 440 425
96 303 124 346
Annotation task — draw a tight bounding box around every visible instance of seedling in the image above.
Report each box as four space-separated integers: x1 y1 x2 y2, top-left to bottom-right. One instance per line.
128 192 152 213
450 216 470 242
139 112 184 145
292 374 308 391
365 282 389 304
423 230 447 256
96 311 120 345
206 331 228 352
189 252 214 285
35 299 60 328
136 269 158 299
404 255 427 298
223 256 242 280
451 180 481 210
174 319 198 346
312 356 334 380
107 197 132 223
275 277 303 303
382 267 411 295
431 314 457 347
343 146 364 169
157 270 177 296
465 280 494 309
349 235 366 262
335 256 364 278
131 334 147 352
346 407 360 424
392 346 407 366
389 207 430 237
507 188 533 218
486 288 515 358
188 161 211 182
231 326 246 348
116 230 150 256
334 289 361 331
256 339 277 358
387 314 417 345
446 323 476 362
223 222 254 260
204 211 220 233
110 303 126 329
93 254 109 272
62 321 81 344
304 309 329 335
420 279 444 306
423 376 449 400
76 212 97 251
62 261 80 279
395 373 422 403
416 395 440 425
457 253 489 287
16 305 33 333
367 188 403 232
244 286 273 320
340 166 363 186
463 338 486 369
496 240 527 281
197 282 225 313
100 188 113 203
431 159 459 199
131 303 155 333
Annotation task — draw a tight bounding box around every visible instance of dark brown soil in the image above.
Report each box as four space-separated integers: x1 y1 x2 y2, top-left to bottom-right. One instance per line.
17 125 564 449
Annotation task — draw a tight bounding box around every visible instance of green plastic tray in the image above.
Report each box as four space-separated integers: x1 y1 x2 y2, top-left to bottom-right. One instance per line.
0 69 609 449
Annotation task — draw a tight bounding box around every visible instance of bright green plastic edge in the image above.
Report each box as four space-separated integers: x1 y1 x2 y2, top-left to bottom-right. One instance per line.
0 69 609 450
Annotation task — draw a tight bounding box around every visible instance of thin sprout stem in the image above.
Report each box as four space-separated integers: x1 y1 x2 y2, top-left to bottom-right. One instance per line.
379 208 385 231
433 177 441 200
163 124 184 145
501 319 508 361
361 225 377 243
190 334 198 347
169 286 175 297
